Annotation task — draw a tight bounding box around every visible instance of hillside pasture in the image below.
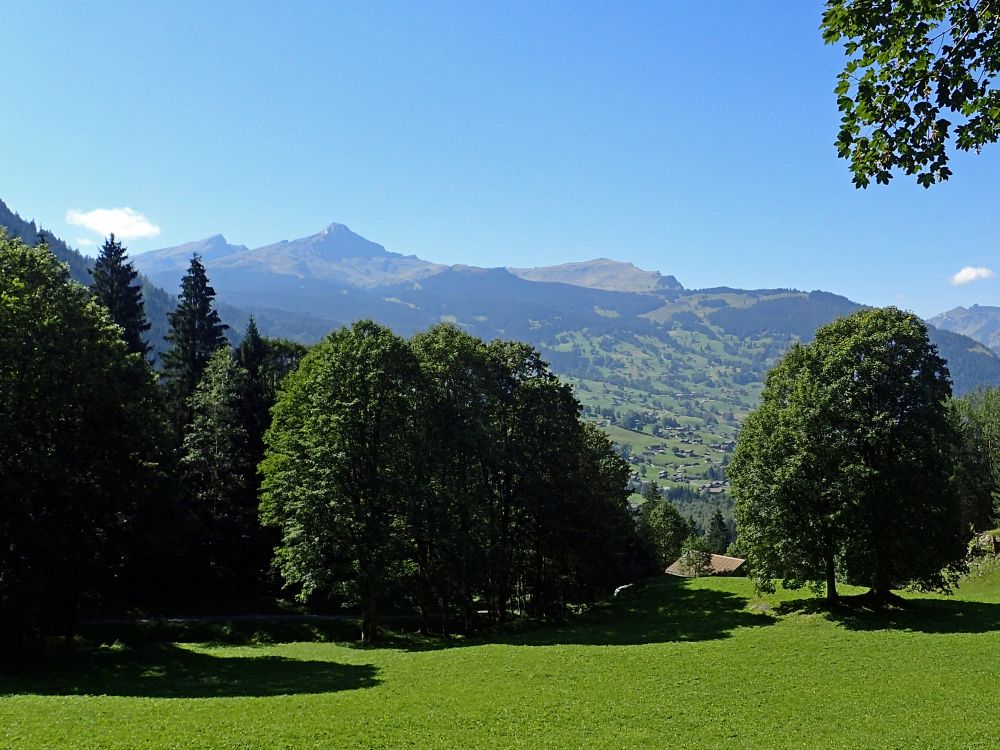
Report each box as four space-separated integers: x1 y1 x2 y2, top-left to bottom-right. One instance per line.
2 575 998 749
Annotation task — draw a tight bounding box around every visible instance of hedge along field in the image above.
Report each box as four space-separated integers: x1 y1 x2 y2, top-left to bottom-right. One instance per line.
2 575 999 750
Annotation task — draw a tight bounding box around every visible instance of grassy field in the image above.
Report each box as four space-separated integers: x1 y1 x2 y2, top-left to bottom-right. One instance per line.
3 573 999 749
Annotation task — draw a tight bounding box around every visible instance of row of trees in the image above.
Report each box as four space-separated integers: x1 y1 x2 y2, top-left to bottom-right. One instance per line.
7 230 994 649
0 233 310 648
261 321 643 641
2 232 651 647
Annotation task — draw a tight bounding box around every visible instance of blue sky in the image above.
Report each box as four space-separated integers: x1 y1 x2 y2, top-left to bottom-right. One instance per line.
2 0 998 317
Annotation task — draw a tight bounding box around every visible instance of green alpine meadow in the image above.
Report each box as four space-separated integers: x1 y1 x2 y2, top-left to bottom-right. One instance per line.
3 571 999 749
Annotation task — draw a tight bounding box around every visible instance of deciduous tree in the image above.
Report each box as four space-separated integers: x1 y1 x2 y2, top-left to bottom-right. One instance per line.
731 308 965 604
949 387 1000 530
261 321 420 642
638 482 689 569
822 0 1000 187
0 235 162 647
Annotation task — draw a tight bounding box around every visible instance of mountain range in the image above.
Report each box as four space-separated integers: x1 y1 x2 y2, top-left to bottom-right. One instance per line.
132 220 1000 391
929 305 1000 356
4 198 1000 496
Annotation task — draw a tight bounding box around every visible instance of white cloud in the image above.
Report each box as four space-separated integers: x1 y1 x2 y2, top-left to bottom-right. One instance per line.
76 237 96 247
950 266 995 285
66 207 161 240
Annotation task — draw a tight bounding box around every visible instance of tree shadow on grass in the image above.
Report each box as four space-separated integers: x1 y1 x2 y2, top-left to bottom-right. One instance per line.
509 577 775 647
373 577 776 651
774 592 1000 634
81 616 362 649
0 643 379 698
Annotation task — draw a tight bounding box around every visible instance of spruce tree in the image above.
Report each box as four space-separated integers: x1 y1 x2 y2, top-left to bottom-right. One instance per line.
706 509 730 555
90 234 151 359
234 316 269 459
162 254 228 437
181 349 258 596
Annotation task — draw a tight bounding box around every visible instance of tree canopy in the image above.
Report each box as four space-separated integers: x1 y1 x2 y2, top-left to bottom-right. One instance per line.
637 482 689 570
0 235 163 646
823 0 1000 187
730 307 965 602
950 387 1000 530
261 321 638 640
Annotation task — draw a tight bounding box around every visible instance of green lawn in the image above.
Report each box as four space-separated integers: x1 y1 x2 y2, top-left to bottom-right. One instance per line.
3 574 999 749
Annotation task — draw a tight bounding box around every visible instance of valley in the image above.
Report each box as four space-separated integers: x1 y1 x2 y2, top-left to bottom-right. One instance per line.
5 198 1000 510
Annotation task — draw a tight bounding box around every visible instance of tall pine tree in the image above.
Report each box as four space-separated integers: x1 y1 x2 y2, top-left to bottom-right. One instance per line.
234 316 269 459
90 234 151 359
162 254 228 438
705 509 730 555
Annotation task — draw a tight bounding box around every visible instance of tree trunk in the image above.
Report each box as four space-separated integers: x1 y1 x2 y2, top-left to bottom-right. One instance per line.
360 593 378 643
870 578 891 606
825 552 838 604
822 528 838 604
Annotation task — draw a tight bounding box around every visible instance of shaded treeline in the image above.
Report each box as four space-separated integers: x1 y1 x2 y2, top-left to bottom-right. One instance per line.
1 235 651 650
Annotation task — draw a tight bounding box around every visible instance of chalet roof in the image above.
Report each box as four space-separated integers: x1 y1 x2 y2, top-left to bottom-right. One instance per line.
665 554 746 577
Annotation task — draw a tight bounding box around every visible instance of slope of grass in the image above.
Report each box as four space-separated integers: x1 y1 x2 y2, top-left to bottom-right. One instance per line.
2 574 999 749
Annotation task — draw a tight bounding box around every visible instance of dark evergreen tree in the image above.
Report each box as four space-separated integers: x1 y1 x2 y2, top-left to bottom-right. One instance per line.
706 509 730 555
90 234 151 359
181 349 257 597
162 254 228 438
234 317 268 459
176 320 306 598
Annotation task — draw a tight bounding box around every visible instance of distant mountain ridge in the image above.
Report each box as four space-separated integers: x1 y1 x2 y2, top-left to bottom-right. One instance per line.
138 223 446 292
5 194 1000 438
509 258 683 293
132 219 1000 398
929 305 1000 356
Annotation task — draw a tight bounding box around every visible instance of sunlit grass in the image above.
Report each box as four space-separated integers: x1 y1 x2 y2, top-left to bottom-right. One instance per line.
2 573 998 749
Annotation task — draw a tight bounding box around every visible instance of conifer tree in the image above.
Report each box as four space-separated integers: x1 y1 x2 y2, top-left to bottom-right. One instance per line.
181 349 257 595
234 316 269 459
706 509 730 555
162 254 228 437
90 234 151 359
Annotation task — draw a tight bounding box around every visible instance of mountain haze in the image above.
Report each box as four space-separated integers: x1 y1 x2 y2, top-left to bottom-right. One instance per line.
929 305 1000 356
